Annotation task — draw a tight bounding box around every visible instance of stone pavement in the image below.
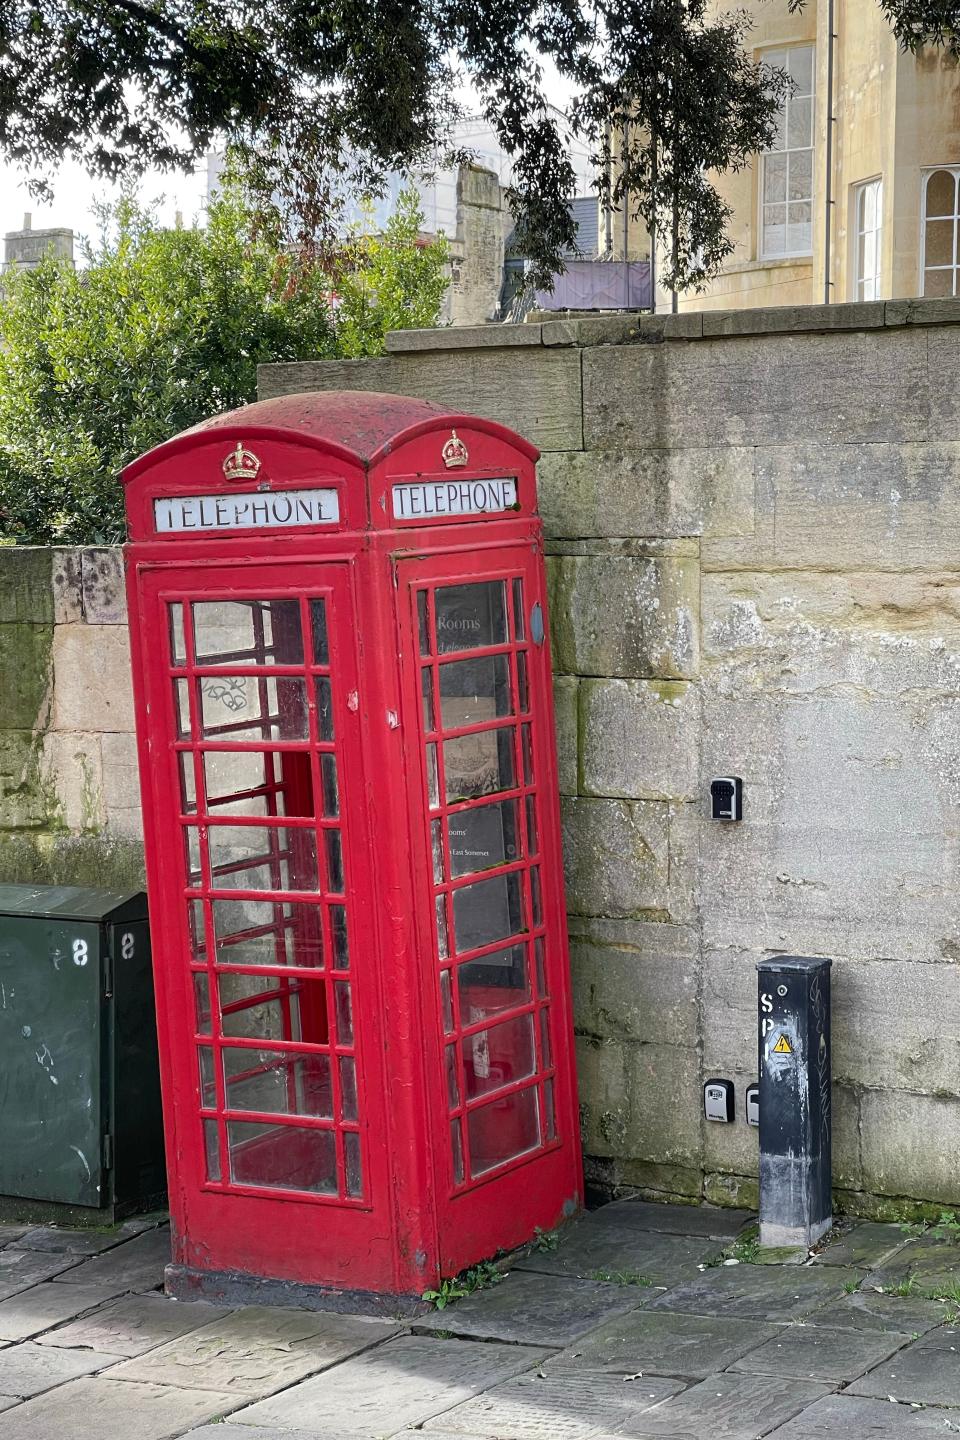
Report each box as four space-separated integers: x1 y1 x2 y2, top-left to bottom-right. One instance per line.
0 1201 959 1438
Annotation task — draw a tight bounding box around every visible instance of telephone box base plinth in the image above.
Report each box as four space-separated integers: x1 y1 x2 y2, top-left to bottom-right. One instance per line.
165 1264 430 1319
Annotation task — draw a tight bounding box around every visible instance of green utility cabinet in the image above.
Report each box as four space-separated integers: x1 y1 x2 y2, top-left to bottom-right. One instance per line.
0 885 166 1222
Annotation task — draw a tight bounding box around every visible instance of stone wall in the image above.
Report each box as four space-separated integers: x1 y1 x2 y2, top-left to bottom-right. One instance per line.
258 297 960 1217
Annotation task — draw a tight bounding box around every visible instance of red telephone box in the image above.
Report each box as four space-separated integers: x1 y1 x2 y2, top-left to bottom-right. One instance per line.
122 391 582 1310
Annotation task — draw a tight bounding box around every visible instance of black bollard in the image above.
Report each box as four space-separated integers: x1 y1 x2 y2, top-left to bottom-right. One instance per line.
756 955 832 1249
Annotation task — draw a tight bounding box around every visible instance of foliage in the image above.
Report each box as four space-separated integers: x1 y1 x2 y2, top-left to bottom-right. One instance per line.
0 181 448 545
422 1260 503 1309
900 1209 960 1242
533 1226 560 1253
590 1269 653 1286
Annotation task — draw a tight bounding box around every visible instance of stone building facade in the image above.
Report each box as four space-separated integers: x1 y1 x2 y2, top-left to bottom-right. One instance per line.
5 299 960 1215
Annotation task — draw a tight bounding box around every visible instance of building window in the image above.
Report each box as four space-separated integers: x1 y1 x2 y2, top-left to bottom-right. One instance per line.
922 168 960 296
853 179 883 300
760 45 815 260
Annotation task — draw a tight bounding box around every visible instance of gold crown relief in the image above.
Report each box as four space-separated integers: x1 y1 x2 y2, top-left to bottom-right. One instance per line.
442 430 469 469
222 442 262 482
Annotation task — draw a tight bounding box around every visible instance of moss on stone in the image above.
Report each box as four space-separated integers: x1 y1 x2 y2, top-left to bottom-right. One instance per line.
0 831 145 890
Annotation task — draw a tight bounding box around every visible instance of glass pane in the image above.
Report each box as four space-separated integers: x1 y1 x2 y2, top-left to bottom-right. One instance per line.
223 1047 332 1117
444 729 515 803
417 591 431 656
440 968 455 1031
207 825 319 892
321 755 339 818
467 1085 540 1176
860 180 876 231
453 871 524 954
927 168 956 218
448 800 519 878
535 936 547 997
516 652 529 714
436 896 449 960
325 829 344 892
315 676 334 740
434 582 507 654
204 1119 221 1182
168 604 186 666
545 1079 557 1141
438 655 512 732
211 898 325 968
762 152 787 204
340 1055 358 1121
526 796 539 857
787 97 812 149
762 205 786 256
199 675 308 742
421 669 435 731
924 267 954 297
188 899 206 960
530 867 543 927
219 967 299 1019
179 753 197 814
184 827 202 886
334 982 353 1044
450 1119 465 1184
198 1045 216 1106
193 600 303 667
521 724 534 785
512 579 525 641
220 990 302 1043
344 1131 362 1197
458 944 530 1023
788 43 813 94
446 1044 460 1108
788 149 812 202
310 599 328 665
462 1014 536 1100
332 906 349 969
431 820 445 884
787 203 812 253
926 217 954 267
426 743 440 807
193 973 211 1034
540 1008 552 1068
228 1121 337 1193
201 749 300 817
174 679 192 738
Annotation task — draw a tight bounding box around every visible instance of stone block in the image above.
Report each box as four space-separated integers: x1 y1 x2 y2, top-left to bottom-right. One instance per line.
583 328 930 451
803 1288 948 1335
552 675 578 795
0 1284 129 1343
51 550 83 624
650 1264 845 1321
701 300 886 338
0 625 52 730
0 732 49 829
548 553 699 679
81 548 126 624
513 1224 720 1283
730 1324 909 1382
0 1376 238 1439
51 624 134 733
37 1293 225 1357
569 918 699 1047
586 1200 753 1238
561 796 669 918
40 732 104 832
386 324 541 351
603 1371 833 1440
886 296 960 327
577 1035 701 1168
764 1394 958 1438
100 731 142 838
0 1341 115 1398
0 1252 80 1300
51 1229 169 1293
258 347 583 450
536 446 754 542
579 678 699 801
846 1326 960 1406
0 549 53 624
860 1090 960 1204
415 1271 644 1347
426 1366 684 1437
561 1309 777 1379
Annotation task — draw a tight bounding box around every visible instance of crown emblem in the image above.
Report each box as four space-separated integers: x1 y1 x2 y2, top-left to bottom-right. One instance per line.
442 429 469 469
222 442 261 482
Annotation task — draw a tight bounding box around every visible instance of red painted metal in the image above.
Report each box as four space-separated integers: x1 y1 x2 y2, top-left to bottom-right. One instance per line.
122 390 582 1306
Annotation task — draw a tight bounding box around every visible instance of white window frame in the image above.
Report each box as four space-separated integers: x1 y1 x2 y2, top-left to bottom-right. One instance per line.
920 167 960 297
852 177 883 301
759 44 816 262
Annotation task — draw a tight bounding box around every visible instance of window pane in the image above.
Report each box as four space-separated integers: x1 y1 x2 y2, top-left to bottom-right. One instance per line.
458 945 530 1023
434 582 507 654
168 604 186 666
310 599 328 666
211 898 325 968
788 44 813 93
204 1120 221 1181
926 217 954 267
788 149 812 202
220 990 302 1043
787 96 812 150
444 728 515 803
439 655 512 731
467 1085 540 1176
223 1048 332 1117
193 600 303 667
763 153 787 204
315 676 334 740
174 679 192 738
344 1131 362 1197
448 800 519 878
926 169 956 218
453 871 524 954
228 1121 337 1193
924 267 954 297
787 202 812 252
462 1013 536 1100
199 675 308 742
207 825 318 892
762 205 786 256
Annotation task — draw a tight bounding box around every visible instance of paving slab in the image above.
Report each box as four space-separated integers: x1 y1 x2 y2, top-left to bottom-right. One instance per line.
551 1308 782 1380
582 1202 754 1241
186 1430 335 1440
422 1366 685 1439
16 1217 164 1256
846 1323 960 1405
109 1304 398 1396
730 1323 912 1381
0 1376 239 1440
603 1371 834 1439
650 1261 846 1321
0 1395 18 1412
414 1272 647 1347
35 1292 234 1357
802 1288 951 1335
231 1335 551 1436
50 1227 170 1293
871 1234 960 1298
0 1250 80 1299
0 1228 29 1250
0 1340 117 1397
0 1283 130 1342
514 1226 723 1284
764 1393 960 1437
813 1223 911 1270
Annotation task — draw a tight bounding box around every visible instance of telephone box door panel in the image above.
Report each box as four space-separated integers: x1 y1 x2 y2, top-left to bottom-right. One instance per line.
397 548 581 1273
135 562 393 1290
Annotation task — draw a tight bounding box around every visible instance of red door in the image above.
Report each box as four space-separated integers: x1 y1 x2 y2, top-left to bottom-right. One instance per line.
396 546 581 1274
135 562 394 1292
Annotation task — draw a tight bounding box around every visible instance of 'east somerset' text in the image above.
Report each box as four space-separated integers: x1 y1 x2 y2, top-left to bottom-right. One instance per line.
392 478 518 520
154 488 340 533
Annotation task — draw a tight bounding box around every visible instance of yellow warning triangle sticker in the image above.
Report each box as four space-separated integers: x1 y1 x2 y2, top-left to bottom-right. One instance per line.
772 1033 793 1054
